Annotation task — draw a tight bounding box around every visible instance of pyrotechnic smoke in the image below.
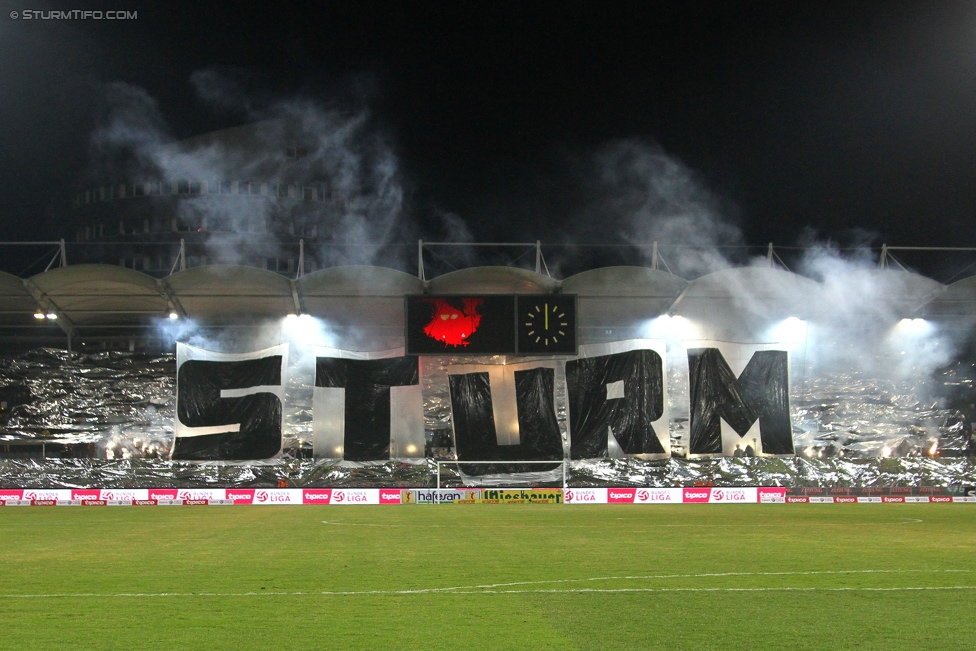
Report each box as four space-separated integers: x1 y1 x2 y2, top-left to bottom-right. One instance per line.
90 70 409 270
568 139 742 278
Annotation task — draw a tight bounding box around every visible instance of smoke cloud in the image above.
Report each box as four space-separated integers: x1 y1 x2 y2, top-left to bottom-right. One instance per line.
90 70 409 270
567 139 742 278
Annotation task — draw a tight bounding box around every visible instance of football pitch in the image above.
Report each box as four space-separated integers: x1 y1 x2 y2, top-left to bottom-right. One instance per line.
1 504 973 650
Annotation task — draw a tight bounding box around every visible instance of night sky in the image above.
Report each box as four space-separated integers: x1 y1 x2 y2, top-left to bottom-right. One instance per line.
2 0 976 267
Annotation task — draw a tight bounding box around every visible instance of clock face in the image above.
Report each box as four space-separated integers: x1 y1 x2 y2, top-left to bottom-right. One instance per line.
516 295 577 354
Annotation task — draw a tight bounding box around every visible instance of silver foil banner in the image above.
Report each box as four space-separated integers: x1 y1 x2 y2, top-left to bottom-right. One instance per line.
0 457 973 490
0 348 973 488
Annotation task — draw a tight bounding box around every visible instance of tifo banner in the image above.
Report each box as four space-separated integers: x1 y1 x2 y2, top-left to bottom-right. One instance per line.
686 343 792 457
173 343 288 461
312 347 424 461
567 341 670 459
173 340 795 462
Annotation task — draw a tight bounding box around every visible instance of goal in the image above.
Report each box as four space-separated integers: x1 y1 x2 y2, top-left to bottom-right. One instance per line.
435 459 568 490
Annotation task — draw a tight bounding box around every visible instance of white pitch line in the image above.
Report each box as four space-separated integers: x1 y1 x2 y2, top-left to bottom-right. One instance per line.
432 586 976 595
1 586 974 598
1 569 969 599
321 521 409 527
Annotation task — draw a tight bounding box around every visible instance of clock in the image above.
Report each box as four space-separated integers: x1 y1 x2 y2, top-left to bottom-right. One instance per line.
516 295 577 354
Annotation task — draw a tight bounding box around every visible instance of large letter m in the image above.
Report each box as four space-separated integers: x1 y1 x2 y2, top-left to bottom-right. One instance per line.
687 349 793 455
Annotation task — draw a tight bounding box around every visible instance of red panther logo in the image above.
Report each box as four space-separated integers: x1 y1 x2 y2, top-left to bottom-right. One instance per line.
422 298 483 347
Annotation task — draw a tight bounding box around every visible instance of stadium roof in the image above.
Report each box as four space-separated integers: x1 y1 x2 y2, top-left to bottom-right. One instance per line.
0 262 966 352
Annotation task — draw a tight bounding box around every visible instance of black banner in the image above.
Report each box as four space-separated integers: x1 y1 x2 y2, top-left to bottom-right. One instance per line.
687 349 793 455
566 349 666 458
315 357 419 461
448 367 563 472
173 356 283 461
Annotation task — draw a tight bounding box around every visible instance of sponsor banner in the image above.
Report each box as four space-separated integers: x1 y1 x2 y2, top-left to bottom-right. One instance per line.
786 496 809 503
330 489 379 505
182 499 209 506
808 496 834 503
608 488 637 504
682 487 757 503
606 488 682 504
177 489 223 502
209 499 235 505
252 489 302 505
379 489 402 504
682 488 712 503
57 500 82 506
157 499 183 506
410 489 480 504
478 489 563 504
564 488 607 504
225 489 255 505
709 487 756 503
106 500 131 506
302 489 333 504
953 496 976 503
882 496 905 503
834 496 858 504
858 496 882 503
23 489 68 502
82 499 107 506
147 489 180 501
71 489 102 501
758 487 787 503
931 496 952 503
32 499 57 506
635 488 681 503
3 500 32 506
132 499 157 506
99 489 148 502
905 496 930 503
0 489 24 501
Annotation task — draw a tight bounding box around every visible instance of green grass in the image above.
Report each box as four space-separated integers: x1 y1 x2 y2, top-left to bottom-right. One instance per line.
0 504 974 650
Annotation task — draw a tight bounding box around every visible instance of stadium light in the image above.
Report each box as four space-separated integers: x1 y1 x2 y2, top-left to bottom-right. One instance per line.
168 312 179 320
770 316 807 344
645 314 699 340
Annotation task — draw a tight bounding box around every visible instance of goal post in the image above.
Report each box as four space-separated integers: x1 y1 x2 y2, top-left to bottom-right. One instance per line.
436 459 568 490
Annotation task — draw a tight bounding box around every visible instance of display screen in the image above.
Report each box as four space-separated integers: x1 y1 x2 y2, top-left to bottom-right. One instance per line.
406 295 516 354
406 294 578 355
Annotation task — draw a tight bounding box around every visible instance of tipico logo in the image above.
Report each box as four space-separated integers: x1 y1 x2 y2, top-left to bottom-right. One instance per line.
608 489 636 503
225 489 255 504
302 489 333 504
148 489 178 500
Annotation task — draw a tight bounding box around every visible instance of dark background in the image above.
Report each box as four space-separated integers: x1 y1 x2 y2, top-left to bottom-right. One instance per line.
2 0 975 273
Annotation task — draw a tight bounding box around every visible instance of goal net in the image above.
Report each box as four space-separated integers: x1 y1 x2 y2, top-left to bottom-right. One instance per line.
435 460 567 489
